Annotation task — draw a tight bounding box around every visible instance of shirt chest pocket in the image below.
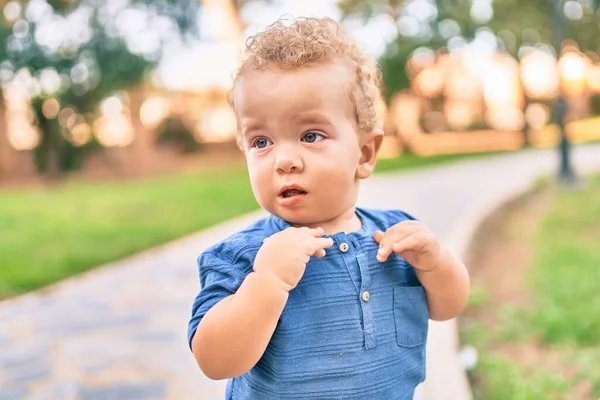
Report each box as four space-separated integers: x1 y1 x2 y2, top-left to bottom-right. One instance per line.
393 286 429 347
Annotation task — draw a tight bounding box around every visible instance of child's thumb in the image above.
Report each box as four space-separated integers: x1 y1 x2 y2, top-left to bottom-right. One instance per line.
373 230 385 244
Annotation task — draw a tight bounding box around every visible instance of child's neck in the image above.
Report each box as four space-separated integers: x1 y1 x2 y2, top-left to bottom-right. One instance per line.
300 207 362 235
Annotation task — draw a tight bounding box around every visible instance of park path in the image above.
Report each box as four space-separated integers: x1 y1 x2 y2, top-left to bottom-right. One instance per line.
1 144 599 400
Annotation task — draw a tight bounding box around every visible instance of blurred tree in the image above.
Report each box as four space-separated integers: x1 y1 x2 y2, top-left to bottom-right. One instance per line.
339 0 448 100
340 0 600 100
488 0 600 55
591 93 600 115
0 19 19 179
0 0 200 180
199 0 275 44
156 116 200 153
338 0 407 22
339 0 599 170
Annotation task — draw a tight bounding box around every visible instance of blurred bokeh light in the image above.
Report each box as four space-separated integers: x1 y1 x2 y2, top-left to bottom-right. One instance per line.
0 0 598 179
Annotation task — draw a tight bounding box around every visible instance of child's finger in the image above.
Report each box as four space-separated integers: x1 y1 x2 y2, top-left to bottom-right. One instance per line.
373 230 397 262
307 238 332 257
392 233 419 254
373 230 385 244
374 230 393 261
377 245 394 262
376 230 404 262
314 237 334 249
309 227 325 237
376 233 397 262
314 248 327 258
375 231 392 262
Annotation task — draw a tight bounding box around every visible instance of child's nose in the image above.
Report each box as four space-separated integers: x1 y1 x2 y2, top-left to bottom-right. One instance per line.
274 147 303 173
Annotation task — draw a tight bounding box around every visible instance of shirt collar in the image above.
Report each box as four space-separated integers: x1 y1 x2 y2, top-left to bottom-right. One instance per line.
267 207 375 238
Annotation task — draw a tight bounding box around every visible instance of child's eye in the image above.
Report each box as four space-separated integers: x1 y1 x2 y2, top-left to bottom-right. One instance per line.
301 131 324 143
251 137 273 149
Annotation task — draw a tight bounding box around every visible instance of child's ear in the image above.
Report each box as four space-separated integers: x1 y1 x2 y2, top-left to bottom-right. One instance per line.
356 128 384 179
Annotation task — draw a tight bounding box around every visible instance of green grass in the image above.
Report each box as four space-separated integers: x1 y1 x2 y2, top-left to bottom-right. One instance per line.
464 173 600 398
0 167 256 298
0 151 490 299
471 355 572 400
467 285 489 308
374 152 496 173
528 175 600 347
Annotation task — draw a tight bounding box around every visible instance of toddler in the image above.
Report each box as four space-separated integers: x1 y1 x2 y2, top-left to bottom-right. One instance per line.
188 17 470 400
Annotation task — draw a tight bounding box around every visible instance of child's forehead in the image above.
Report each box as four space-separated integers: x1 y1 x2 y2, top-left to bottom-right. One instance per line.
235 63 353 107
238 60 352 87
236 92 354 128
231 61 359 131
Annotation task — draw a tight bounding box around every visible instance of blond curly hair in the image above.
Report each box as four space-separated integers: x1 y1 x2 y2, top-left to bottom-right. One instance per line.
231 17 382 134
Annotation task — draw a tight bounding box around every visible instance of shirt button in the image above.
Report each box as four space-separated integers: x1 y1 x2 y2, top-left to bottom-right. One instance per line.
339 242 349 252
361 291 370 302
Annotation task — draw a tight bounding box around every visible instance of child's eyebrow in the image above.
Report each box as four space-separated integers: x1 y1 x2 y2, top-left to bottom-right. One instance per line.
292 113 332 126
241 120 266 135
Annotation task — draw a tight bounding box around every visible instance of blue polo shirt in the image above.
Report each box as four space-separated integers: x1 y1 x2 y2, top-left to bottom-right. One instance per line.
188 207 429 400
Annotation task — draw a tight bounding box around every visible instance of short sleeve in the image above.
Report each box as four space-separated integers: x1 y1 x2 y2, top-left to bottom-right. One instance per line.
187 251 247 349
398 210 418 222
387 209 418 225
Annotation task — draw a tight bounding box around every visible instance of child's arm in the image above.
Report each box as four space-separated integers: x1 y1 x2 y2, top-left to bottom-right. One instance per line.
191 227 333 380
374 221 470 321
411 247 469 321
192 271 289 380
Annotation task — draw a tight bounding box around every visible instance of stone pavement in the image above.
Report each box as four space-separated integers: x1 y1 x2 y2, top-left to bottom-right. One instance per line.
1 144 599 400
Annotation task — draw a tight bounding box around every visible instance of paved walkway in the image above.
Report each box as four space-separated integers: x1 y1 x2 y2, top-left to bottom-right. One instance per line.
1 144 599 400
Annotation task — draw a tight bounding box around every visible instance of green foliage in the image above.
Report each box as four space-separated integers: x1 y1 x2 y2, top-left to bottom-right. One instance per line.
342 0 600 102
46 0 200 36
462 173 600 399
591 93 600 116
472 355 571 400
0 0 201 175
467 286 488 308
527 173 600 346
435 0 480 40
156 116 201 153
378 41 414 102
338 0 407 21
461 320 489 348
489 0 600 55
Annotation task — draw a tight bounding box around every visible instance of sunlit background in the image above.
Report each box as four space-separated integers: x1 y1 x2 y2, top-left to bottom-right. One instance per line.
2 2 600 399
1 0 600 184
1 0 600 302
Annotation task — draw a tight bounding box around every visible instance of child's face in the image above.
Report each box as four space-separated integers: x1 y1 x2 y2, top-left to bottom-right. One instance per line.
233 61 382 228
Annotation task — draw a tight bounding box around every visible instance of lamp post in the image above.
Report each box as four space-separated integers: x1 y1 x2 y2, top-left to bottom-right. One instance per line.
549 0 578 184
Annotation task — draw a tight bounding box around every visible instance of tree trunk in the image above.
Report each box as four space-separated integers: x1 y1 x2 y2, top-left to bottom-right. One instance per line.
32 101 62 181
199 0 244 72
521 96 530 148
0 101 19 181
199 0 244 44
40 119 62 181
128 86 155 175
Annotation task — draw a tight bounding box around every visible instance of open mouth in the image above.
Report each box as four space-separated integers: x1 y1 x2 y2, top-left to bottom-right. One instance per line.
280 188 307 198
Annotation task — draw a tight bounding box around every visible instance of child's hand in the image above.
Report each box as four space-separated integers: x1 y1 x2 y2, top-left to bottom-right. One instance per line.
253 227 334 292
373 221 441 272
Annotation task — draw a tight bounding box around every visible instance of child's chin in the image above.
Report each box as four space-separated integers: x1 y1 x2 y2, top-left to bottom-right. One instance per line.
274 209 322 227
